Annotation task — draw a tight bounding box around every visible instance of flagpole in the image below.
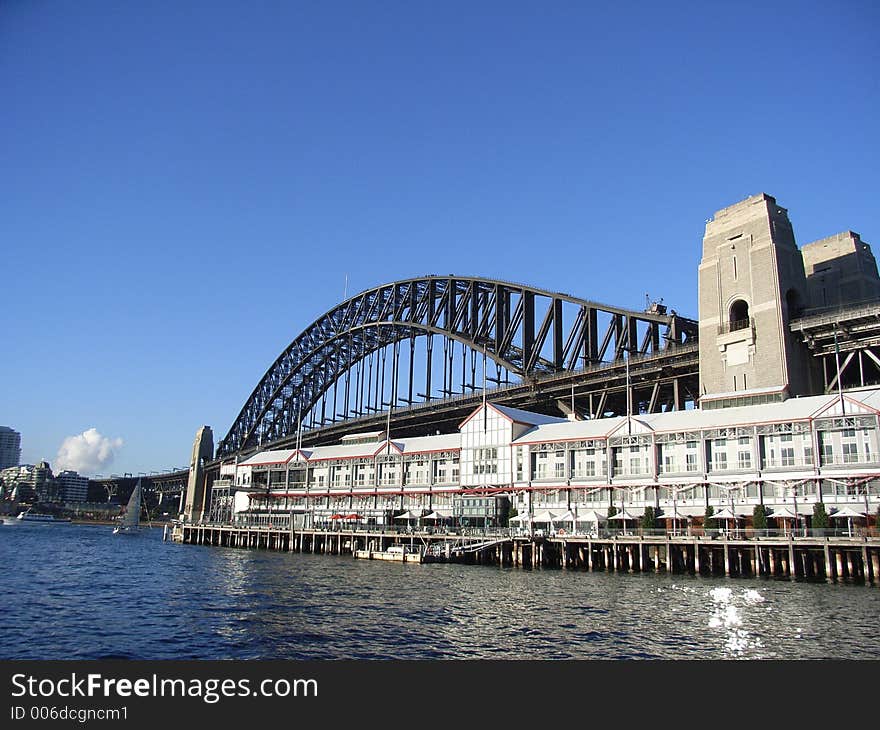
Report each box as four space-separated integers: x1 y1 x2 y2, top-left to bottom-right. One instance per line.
295 399 303 455
626 353 632 435
385 402 392 455
834 323 845 415
483 344 488 432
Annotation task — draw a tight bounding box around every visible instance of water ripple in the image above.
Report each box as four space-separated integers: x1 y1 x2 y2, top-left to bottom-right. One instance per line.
2 523 878 659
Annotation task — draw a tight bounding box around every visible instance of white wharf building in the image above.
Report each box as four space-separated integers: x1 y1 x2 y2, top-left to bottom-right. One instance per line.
214 389 880 528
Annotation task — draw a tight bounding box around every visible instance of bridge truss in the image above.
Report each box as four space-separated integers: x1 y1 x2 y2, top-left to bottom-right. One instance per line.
217 277 698 458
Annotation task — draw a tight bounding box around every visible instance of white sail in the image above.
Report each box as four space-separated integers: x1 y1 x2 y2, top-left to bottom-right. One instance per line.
120 480 142 528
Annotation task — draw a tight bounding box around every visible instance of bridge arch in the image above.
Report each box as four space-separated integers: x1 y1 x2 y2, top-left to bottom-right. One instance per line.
217 276 696 457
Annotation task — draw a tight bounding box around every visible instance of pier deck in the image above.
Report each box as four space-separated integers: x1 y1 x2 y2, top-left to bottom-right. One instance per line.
172 523 880 582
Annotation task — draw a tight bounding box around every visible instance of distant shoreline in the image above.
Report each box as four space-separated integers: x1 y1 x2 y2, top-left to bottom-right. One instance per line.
69 519 171 528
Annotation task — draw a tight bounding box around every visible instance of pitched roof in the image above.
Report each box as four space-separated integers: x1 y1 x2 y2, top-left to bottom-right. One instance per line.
512 388 880 443
238 449 300 466
459 402 567 429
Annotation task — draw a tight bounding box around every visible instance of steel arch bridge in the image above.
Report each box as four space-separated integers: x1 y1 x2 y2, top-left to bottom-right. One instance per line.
217 276 699 458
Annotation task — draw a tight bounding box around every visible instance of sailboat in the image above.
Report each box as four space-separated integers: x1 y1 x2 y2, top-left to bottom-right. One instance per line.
113 479 145 535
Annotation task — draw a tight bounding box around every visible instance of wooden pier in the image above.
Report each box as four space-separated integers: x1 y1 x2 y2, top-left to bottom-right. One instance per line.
172 524 880 582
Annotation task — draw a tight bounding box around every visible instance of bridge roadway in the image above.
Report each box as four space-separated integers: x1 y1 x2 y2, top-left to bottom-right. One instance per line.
89 469 189 504
173 523 880 582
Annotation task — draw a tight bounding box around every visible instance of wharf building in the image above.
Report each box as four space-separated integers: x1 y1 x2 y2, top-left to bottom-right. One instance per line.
213 391 880 529
199 193 880 530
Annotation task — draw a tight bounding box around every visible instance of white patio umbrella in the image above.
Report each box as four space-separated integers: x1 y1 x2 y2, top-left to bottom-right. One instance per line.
394 509 421 521
831 505 866 537
658 506 686 532
575 509 607 524
711 506 737 519
607 508 640 521
531 509 559 523
769 506 798 535
831 505 867 518
608 509 641 531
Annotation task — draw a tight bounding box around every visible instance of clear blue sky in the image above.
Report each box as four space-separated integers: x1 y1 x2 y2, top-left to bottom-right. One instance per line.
2 1 878 476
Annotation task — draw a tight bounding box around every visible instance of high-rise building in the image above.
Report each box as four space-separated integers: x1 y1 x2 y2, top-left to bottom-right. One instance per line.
56 470 89 503
0 426 21 469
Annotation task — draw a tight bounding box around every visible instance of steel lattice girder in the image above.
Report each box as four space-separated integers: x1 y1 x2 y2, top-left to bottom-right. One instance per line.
217 276 697 457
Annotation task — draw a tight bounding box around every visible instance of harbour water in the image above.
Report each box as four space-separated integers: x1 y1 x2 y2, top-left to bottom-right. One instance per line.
2 523 878 660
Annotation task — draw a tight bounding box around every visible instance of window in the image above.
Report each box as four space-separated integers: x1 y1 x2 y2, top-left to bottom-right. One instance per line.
686 453 698 472
821 443 834 465
843 442 859 463
737 451 751 469
729 300 749 331
781 447 795 466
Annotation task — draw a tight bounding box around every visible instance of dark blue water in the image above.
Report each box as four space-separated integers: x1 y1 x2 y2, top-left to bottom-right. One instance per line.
2 523 878 659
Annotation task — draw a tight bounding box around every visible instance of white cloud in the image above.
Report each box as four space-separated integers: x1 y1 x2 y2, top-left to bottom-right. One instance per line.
55 428 124 475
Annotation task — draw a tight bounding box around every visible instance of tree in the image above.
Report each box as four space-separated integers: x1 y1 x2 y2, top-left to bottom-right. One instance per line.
505 503 518 528
641 506 656 530
703 505 715 530
752 504 768 531
607 505 618 520
812 502 829 530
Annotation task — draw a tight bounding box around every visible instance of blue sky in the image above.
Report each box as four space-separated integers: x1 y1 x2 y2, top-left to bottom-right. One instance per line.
2 1 878 476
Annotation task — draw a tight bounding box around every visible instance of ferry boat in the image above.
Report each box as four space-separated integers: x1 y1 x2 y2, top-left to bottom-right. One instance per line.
15 510 68 523
353 545 423 563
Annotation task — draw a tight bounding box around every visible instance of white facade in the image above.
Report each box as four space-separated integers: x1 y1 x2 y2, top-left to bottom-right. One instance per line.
213 390 880 526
